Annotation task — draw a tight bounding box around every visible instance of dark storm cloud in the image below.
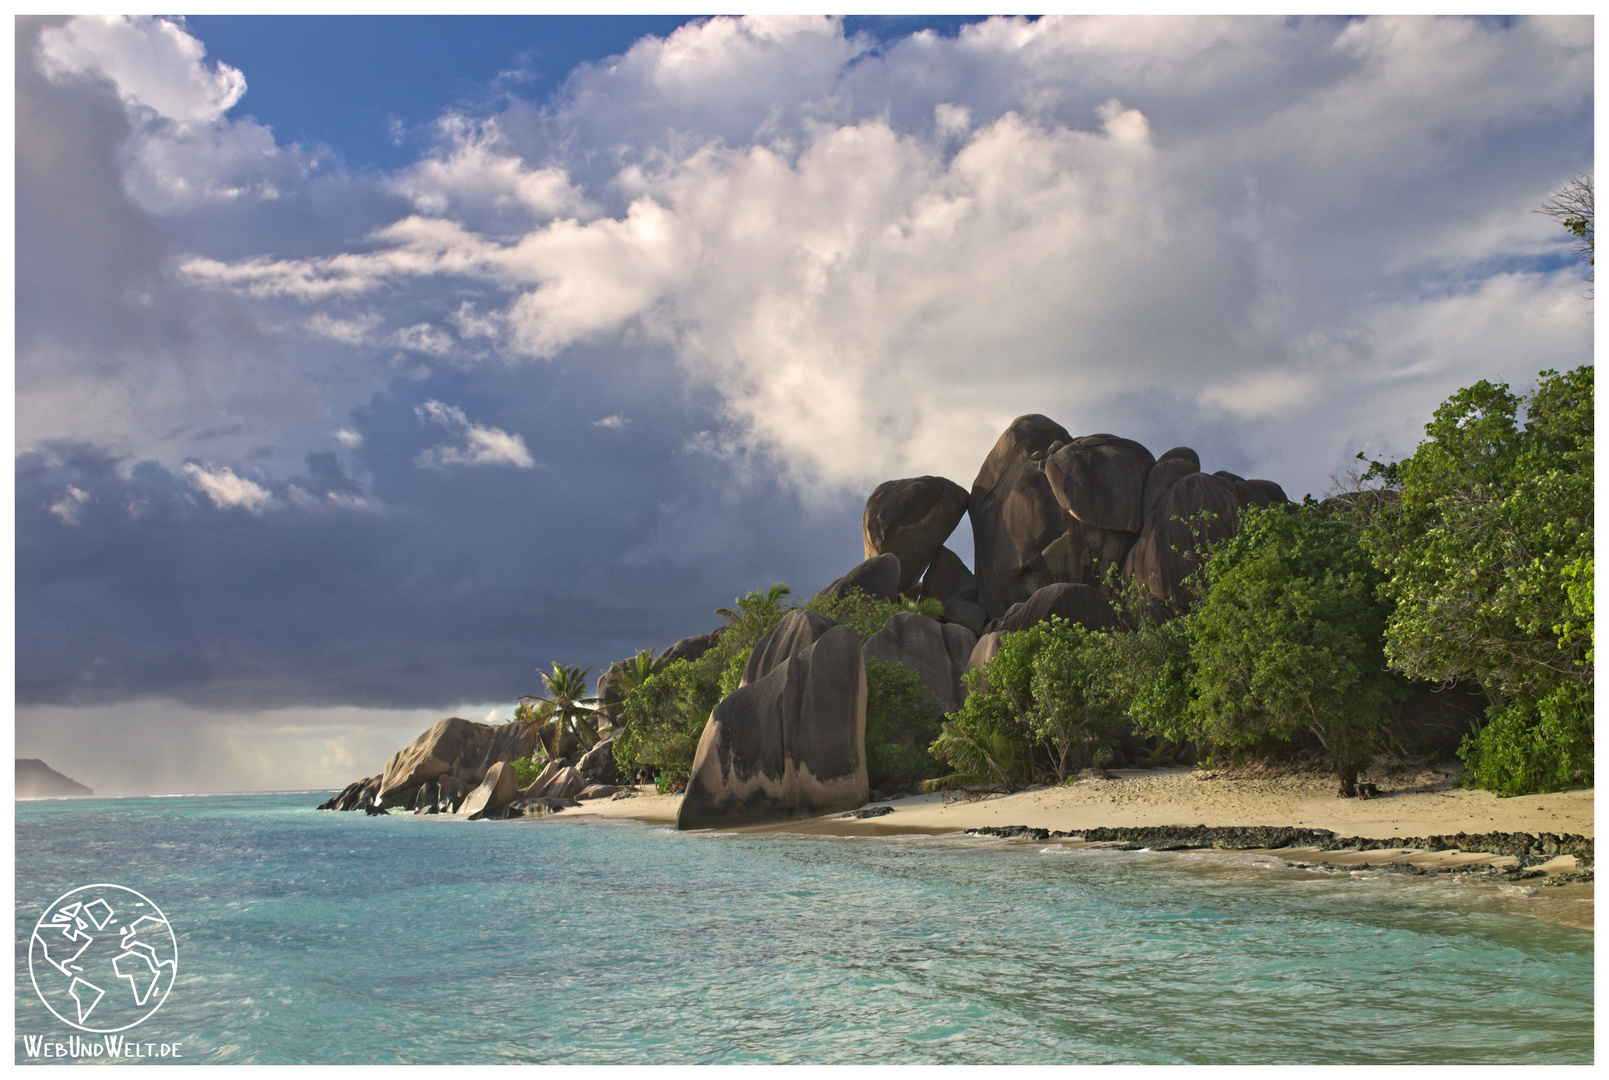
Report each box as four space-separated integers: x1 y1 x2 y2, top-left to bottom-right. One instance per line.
16 351 869 711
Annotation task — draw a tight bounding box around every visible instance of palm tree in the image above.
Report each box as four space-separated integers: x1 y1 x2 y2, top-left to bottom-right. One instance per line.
620 649 665 693
715 582 792 623
518 662 599 758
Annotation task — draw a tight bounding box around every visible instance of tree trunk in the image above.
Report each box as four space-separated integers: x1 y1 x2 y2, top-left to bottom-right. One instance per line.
1335 765 1358 798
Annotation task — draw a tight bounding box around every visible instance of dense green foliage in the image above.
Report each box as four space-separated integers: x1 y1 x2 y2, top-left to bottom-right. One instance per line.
603 368 1591 802
926 618 1119 791
803 590 944 640
863 660 945 791
1361 366 1594 794
1184 501 1400 794
510 755 543 787
930 504 1410 794
610 658 723 784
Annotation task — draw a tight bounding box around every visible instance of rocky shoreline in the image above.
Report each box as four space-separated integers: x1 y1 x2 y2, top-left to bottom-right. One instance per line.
963 823 1594 883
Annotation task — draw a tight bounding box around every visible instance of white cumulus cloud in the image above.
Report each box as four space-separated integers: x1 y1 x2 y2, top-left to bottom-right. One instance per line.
38 14 245 125
414 400 535 469
181 462 276 512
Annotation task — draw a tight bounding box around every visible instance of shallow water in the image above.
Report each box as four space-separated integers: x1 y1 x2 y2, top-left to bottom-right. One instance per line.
14 793 1594 1064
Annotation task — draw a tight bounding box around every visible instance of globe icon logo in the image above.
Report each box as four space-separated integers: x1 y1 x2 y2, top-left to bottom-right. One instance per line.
28 884 178 1033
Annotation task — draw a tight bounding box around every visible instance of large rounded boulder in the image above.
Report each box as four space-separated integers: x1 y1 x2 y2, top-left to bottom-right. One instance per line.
460 761 521 820
1140 451 1202 523
1041 434 1154 534
1124 470 1289 606
968 414 1074 620
660 631 722 664
862 611 977 714
742 609 839 688
678 624 869 830
815 552 902 604
862 476 970 594
920 544 977 603
987 582 1122 636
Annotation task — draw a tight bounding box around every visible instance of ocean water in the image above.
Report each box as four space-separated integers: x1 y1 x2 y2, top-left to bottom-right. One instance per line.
14 792 1594 1065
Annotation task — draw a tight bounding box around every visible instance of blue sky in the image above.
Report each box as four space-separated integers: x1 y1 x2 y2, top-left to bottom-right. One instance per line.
14 15 1592 793
185 16 992 172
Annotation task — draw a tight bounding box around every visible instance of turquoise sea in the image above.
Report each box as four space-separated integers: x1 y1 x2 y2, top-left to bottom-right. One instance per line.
14 792 1594 1064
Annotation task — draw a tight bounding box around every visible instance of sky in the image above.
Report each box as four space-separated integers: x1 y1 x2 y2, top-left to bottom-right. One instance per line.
13 14 1593 795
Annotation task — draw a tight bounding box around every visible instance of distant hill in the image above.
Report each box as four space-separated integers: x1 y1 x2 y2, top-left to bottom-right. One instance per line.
16 758 93 798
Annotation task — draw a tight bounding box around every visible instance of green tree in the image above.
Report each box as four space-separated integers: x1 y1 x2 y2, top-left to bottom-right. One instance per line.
1027 628 1124 781
611 659 723 786
1098 582 1195 751
1360 366 1594 794
1185 501 1400 796
618 649 666 694
519 662 599 757
926 617 1115 791
715 582 793 624
863 660 946 791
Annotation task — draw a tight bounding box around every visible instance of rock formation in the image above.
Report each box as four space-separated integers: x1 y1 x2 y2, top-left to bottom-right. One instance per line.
514 759 574 801
987 582 1122 636
1124 470 1289 605
320 717 535 812
919 544 977 603
968 414 1074 620
660 631 722 665
678 622 868 829
862 611 977 714
576 736 621 786
941 596 989 637
1038 434 1154 588
742 609 839 688
460 761 521 819
815 552 902 604
862 476 970 594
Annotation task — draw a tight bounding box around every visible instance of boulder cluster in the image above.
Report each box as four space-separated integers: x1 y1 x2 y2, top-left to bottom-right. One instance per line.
318 715 625 819
672 415 1287 830
321 415 1290 832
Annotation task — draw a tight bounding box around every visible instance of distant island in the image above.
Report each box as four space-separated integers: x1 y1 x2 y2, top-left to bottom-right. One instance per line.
16 758 93 798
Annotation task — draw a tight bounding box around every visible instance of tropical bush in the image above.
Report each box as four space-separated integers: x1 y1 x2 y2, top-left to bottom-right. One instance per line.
804 588 944 641
611 658 723 781
863 659 945 791
1182 500 1400 795
510 755 544 787
611 583 795 778
1361 366 1594 794
925 617 1119 791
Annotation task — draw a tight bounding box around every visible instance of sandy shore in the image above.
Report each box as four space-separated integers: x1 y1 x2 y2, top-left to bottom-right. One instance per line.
559 765 1593 839
550 765 1593 928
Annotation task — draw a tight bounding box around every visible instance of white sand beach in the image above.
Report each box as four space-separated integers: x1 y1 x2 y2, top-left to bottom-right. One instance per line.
552 765 1594 929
